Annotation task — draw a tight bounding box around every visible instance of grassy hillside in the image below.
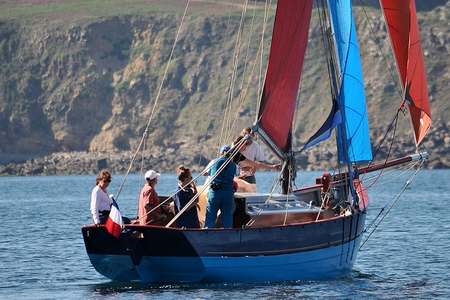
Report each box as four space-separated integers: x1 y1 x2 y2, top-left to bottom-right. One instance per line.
0 0 449 172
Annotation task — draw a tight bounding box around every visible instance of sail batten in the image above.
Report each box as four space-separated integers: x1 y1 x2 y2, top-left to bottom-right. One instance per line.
380 0 431 145
256 0 313 154
328 0 372 163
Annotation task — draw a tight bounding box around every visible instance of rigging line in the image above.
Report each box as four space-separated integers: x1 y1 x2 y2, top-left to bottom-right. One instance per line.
220 0 249 145
267 169 281 199
365 104 403 163
338 11 363 172
360 108 400 190
224 0 249 142
229 32 263 136
139 136 249 224
321 0 360 204
166 137 249 227
283 166 293 225
246 168 282 227
234 0 258 106
322 0 349 204
218 0 244 146
224 0 257 143
114 0 191 201
358 161 420 197
355 0 403 99
299 0 337 153
362 159 420 184
317 0 346 187
136 154 211 223
339 5 373 169
140 130 147 176
359 159 424 250
361 160 420 188
198 6 247 165
249 3 280 131
360 161 421 205
255 0 273 118
216 0 244 151
227 0 260 135
363 163 421 225
246 161 284 228
315 192 330 222
216 2 246 148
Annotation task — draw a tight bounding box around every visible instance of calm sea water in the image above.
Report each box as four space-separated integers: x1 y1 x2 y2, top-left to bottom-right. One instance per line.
0 170 449 299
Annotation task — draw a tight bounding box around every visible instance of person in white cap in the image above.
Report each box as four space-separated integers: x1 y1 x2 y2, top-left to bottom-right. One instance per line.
138 169 163 225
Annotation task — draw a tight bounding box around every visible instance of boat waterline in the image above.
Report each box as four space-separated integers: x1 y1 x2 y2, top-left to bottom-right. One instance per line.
88 236 362 283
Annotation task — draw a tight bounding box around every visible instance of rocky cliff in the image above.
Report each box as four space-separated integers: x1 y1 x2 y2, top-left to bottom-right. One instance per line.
0 1 449 175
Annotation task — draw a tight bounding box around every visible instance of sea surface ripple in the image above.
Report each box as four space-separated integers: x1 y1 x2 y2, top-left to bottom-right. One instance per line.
0 170 449 299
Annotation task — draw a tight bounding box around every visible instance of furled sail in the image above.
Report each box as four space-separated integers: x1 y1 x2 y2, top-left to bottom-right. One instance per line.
328 0 372 163
256 0 313 156
380 0 432 145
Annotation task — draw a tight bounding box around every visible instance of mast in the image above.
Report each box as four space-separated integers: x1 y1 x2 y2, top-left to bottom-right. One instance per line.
280 131 293 194
298 0 343 153
325 0 355 201
326 0 373 203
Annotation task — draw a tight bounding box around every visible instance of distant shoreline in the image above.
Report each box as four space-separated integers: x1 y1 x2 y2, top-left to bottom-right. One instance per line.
0 147 447 176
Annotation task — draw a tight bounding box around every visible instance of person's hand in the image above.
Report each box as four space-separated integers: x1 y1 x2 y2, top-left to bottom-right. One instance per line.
271 164 281 170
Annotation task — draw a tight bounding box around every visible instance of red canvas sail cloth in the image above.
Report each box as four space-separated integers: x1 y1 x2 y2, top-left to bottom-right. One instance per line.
380 0 431 145
257 0 313 152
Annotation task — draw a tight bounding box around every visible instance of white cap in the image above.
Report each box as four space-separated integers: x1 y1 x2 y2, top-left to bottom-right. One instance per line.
145 170 160 180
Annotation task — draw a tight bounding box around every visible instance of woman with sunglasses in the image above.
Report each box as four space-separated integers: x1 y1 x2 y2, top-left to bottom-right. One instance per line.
90 169 113 225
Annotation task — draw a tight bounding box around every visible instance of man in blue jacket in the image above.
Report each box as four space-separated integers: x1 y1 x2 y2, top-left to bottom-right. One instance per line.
204 145 237 228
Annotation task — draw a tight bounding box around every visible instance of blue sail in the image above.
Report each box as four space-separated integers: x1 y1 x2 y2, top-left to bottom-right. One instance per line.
328 0 372 163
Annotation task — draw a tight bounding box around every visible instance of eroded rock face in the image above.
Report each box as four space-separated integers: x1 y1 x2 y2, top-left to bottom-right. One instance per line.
0 2 449 173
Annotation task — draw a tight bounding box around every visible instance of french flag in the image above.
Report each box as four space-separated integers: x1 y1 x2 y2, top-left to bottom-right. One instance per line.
105 197 123 238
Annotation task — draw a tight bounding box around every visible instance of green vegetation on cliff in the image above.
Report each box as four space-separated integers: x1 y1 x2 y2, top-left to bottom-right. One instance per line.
0 0 449 172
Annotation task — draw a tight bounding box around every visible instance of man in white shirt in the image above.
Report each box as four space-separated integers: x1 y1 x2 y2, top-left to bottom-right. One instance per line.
237 128 275 184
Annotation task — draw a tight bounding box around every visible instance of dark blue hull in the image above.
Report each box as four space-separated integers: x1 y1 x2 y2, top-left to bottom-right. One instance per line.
88 237 361 282
82 209 366 283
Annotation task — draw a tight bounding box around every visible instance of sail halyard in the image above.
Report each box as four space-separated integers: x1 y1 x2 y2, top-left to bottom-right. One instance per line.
379 0 432 145
254 0 313 158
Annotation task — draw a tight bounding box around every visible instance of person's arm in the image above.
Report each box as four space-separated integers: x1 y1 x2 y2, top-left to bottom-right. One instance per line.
90 188 100 224
243 159 279 171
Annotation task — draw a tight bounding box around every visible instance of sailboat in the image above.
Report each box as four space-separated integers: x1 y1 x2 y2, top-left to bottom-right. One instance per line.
82 0 431 283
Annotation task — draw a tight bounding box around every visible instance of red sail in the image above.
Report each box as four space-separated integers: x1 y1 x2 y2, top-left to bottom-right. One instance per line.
380 0 431 145
257 0 313 153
